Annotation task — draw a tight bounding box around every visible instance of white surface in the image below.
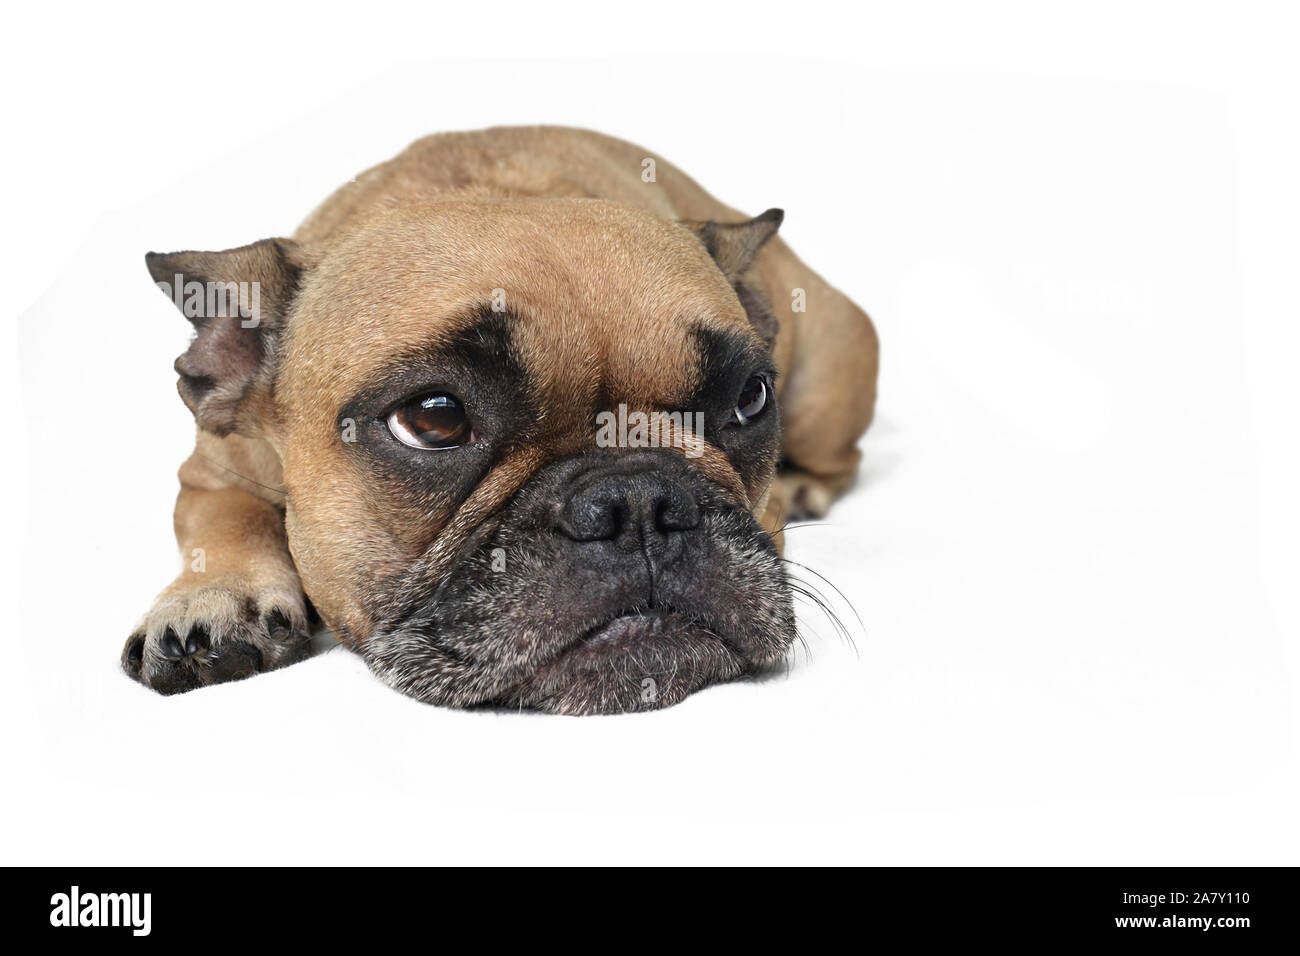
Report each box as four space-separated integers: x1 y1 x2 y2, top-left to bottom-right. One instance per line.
4 3 1299 865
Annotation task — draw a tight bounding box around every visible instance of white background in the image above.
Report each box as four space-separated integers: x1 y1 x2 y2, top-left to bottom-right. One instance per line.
4 2 1298 864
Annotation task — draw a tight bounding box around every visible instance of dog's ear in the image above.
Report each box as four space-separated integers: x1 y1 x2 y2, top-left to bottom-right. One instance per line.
145 238 307 437
682 207 783 281
681 208 783 343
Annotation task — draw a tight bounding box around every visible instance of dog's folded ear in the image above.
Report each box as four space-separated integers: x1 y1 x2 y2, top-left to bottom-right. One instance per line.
145 238 307 437
680 208 783 343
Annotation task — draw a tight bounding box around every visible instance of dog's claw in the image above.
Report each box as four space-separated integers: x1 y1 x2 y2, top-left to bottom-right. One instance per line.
160 629 186 659
184 625 210 656
264 609 291 638
122 587 311 695
123 634 145 676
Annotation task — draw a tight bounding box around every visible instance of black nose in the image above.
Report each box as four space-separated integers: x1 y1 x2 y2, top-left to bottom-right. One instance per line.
559 468 701 549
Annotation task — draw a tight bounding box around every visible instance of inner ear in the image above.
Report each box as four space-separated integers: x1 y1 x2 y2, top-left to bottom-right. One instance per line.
145 238 306 437
680 208 783 343
681 208 783 281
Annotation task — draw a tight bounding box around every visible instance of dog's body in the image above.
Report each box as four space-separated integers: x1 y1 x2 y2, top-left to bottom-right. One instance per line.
124 126 878 713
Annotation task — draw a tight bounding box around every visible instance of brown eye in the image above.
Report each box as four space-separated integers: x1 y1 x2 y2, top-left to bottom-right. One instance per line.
733 374 770 425
387 393 473 449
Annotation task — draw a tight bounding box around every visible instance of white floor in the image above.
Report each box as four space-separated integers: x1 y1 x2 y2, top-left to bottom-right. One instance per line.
5 52 1297 865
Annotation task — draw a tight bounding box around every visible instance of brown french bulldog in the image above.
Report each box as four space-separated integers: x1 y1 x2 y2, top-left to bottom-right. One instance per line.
122 126 878 714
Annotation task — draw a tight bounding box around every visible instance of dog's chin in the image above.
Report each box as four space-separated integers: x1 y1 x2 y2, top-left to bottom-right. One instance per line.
362 601 788 716
495 612 747 715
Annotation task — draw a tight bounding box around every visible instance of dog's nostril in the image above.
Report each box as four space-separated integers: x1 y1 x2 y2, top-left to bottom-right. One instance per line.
559 470 699 543
126 635 145 664
608 502 629 538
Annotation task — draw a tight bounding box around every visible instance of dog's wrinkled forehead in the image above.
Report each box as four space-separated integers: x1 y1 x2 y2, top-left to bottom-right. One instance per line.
277 199 758 421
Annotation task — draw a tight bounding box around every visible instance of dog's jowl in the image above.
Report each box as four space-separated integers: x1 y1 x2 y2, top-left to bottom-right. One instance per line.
122 126 879 714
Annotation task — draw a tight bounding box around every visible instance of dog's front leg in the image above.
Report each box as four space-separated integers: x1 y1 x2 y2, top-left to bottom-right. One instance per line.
121 439 311 694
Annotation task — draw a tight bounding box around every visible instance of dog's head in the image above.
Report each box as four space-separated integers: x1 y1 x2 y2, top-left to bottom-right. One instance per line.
146 199 795 713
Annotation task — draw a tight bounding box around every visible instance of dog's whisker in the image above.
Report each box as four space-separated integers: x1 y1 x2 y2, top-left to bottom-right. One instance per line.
791 624 814 667
193 453 288 496
788 596 834 657
782 557 866 640
787 575 859 656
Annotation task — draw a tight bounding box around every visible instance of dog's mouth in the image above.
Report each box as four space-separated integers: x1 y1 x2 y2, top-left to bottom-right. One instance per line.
578 610 702 650
360 452 796 715
496 610 746 714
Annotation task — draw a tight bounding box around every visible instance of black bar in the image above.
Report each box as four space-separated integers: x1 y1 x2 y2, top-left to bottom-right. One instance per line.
6 867 1292 944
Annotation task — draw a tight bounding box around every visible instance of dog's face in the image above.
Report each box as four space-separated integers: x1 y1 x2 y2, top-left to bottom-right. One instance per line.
149 199 795 713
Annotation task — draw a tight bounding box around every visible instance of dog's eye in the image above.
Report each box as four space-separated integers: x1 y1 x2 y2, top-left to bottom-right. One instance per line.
732 374 771 425
387 393 473 449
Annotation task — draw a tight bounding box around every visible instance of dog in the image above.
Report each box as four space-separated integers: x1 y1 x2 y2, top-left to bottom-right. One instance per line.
121 126 879 714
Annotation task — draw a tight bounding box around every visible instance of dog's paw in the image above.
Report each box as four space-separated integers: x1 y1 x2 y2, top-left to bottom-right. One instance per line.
766 468 844 525
121 582 311 695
